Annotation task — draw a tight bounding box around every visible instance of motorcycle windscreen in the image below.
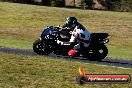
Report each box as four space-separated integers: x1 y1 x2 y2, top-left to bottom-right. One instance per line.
41 27 55 40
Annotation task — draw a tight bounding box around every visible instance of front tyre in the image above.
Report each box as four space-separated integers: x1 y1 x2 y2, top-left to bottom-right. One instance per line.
33 39 52 55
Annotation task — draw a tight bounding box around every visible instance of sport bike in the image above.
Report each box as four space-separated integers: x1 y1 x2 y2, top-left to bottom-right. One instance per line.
33 26 109 61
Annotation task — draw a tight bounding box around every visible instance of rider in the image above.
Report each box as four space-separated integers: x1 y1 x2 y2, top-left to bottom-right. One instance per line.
57 17 91 57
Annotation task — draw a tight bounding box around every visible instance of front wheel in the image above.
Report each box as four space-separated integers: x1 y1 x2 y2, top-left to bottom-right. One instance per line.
83 44 108 61
33 39 52 55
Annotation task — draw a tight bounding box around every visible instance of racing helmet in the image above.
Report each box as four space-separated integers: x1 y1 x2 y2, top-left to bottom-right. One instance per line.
66 17 77 26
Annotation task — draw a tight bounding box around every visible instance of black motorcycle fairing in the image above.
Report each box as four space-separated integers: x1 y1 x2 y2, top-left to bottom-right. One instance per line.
41 26 60 40
90 33 109 44
91 33 109 39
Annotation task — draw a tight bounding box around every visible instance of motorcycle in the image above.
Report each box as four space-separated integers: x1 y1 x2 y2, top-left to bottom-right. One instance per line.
33 26 109 61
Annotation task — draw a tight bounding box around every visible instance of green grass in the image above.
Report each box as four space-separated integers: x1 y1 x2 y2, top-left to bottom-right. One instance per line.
108 46 132 60
0 52 132 88
0 2 132 60
0 38 32 49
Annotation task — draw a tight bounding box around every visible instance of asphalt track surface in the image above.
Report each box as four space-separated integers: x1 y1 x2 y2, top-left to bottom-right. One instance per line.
0 47 132 69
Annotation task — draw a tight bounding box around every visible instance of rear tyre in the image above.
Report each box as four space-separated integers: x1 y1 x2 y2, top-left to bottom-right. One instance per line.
95 44 108 61
84 44 108 61
33 39 52 55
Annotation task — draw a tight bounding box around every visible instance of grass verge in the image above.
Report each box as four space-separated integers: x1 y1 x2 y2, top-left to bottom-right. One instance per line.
0 52 132 88
0 38 32 49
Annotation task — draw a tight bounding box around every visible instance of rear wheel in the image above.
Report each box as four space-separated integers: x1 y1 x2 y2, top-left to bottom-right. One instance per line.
33 39 52 55
84 44 108 61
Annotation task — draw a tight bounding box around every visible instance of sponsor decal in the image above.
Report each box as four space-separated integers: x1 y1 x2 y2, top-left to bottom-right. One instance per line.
76 67 131 84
